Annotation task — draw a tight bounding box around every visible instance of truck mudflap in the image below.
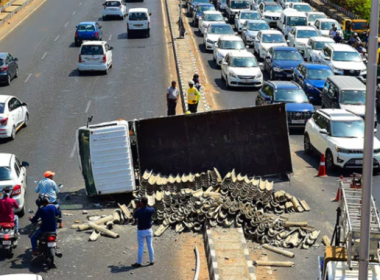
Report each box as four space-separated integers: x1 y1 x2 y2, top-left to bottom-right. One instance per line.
134 104 293 177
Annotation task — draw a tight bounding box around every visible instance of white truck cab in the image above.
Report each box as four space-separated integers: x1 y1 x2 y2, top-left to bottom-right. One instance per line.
277 8 307 37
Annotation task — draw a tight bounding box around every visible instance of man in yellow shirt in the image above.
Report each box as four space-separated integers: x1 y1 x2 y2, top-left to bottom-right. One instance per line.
187 80 201 113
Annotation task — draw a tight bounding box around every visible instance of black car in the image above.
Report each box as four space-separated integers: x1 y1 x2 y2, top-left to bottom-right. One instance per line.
0 53 18 86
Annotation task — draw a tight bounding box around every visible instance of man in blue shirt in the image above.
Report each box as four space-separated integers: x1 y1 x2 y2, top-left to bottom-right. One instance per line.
29 195 59 256
132 197 155 268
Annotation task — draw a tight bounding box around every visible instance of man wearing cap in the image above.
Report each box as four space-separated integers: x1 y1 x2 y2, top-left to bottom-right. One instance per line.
35 171 63 228
167 81 180 116
187 80 201 113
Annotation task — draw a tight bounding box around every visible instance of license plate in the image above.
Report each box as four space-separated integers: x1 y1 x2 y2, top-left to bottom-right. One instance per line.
48 242 56 247
355 160 363 165
2 241 11 245
110 8 117 10
244 79 253 83
135 24 143 27
291 120 305 124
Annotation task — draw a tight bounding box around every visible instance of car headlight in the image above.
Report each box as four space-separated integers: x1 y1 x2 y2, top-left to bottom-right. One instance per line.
257 73 262 78
360 69 367 75
207 39 213 44
273 67 282 72
334 67 343 73
306 83 313 89
229 72 237 78
335 146 350 154
217 52 224 59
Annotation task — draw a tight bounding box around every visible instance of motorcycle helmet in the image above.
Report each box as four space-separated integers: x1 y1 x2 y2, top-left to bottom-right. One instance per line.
40 194 50 205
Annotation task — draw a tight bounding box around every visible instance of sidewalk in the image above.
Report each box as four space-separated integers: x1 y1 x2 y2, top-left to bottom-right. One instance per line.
0 0 33 27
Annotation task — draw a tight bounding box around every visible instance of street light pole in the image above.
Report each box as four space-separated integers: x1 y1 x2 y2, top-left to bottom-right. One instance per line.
359 0 379 278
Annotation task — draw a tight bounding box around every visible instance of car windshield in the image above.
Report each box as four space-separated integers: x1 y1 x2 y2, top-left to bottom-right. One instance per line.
308 14 326 22
274 89 308 103
0 59 3 66
248 22 269 30
262 34 285 43
332 51 362 62
331 120 364 138
198 6 215 13
0 167 12 181
273 50 302 60
209 25 233 34
313 41 333 50
264 5 282 12
230 57 258 67
287 0 301 2
105 1 120 6
204 14 223 21
321 21 340 30
220 40 245 49
297 30 319 38
230 1 250 8
193 0 209 4
305 68 333 79
241 12 260 19
129 12 148 21
340 90 366 105
288 17 307 26
293 4 312 12
78 24 95 31
352 22 368 30
0 103 5 114
81 45 104 55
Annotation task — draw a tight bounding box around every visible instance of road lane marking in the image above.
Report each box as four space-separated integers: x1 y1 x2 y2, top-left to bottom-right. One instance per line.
72 11 76 16
109 34 112 40
64 22 69 27
70 144 76 158
85 101 91 113
41 52 47 60
54 35 60 41
24 73 32 83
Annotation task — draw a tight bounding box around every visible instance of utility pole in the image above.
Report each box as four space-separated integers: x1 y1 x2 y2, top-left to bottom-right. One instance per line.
359 0 379 278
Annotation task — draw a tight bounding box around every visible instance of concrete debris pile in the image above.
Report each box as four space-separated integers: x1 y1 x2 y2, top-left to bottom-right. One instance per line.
133 169 319 248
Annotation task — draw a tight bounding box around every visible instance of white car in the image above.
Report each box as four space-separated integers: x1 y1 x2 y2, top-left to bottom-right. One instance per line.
221 52 263 88
127 8 151 38
314 19 342 37
203 23 235 51
279 0 302 9
304 37 335 62
306 12 326 26
102 0 127 20
304 109 380 171
0 95 28 139
287 26 321 53
234 11 260 32
213 35 248 66
288 2 313 13
78 41 113 74
0 153 29 216
258 2 282 28
319 44 366 79
199 11 225 34
254 30 287 60
241 20 269 46
0 275 43 280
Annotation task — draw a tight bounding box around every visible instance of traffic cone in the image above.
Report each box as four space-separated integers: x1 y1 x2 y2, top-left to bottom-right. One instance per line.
332 188 342 202
316 153 327 177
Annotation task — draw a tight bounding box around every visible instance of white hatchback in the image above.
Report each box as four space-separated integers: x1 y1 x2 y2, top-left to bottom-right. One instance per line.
78 41 113 75
0 153 29 216
102 0 127 20
0 95 28 140
127 8 151 38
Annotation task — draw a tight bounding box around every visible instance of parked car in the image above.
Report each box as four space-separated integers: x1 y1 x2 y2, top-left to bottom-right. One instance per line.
288 2 313 12
74 22 102 47
241 20 269 46
287 26 321 54
187 0 210 18
213 35 248 66
292 63 333 104
0 153 29 216
126 8 151 38
314 19 342 37
253 30 287 60
0 53 18 86
0 95 28 139
221 52 263 88
199 11 225 34
256 81 314 128
102 0 127 20
203 23 234 51
264 46 304 80
303 37 335 62
78 41 113 75
234 11 260 32
258 2 282 28
306 12 326 26
192 3 216 27
304 109 380 171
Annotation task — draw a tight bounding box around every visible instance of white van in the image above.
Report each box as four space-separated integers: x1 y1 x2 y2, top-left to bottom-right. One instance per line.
277 8 307 37
78 41 113 75
126 8 151 38
76 120 136 196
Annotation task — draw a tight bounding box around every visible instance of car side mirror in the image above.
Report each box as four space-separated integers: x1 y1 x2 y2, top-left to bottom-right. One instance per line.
319 129 328 135
246 45 249 48
21 161 29 167
99 25 102 29
14 58 18 61
308 96 314 100
224 18 228 22
149 13 152 16
110 46 114 50
21 102 27 106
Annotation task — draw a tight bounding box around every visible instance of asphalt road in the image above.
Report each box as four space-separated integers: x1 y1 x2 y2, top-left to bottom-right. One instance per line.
0 0 174 278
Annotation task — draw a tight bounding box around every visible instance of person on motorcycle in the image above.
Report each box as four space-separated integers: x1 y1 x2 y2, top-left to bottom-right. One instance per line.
35 171 63 228
29 194 59 256
0 187 19 235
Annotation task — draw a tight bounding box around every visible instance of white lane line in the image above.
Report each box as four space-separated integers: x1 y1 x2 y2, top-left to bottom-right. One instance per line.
54 35 60 42
108 34 112 40
79 2 82 5
64 22 69 27
85 101 91 113
24 73 32 83
72 11 76 16
70 144 76 158
41 52 47 60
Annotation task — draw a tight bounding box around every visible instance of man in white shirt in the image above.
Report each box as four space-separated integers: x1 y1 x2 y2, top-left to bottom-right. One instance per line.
167 81 180 116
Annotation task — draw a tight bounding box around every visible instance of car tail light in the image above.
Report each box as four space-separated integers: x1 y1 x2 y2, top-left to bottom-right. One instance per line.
78 54 83 63
0 66 8 72
3 234 10 240
11 185 21 197
75 31 78 37
102 54 106 62
47 236 56 242
0 117 8 126
95 31 99 38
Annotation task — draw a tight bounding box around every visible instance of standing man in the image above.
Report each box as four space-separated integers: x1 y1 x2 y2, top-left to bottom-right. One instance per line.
167 81 180 116
187 80 201 113
0 187 19 235
132 197 155 268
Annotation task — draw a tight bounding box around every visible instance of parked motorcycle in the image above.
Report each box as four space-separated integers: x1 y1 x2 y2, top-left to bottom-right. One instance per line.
0 221 18 257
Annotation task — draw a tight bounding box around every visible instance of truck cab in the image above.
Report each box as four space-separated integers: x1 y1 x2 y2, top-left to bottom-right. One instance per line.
225 0 250 23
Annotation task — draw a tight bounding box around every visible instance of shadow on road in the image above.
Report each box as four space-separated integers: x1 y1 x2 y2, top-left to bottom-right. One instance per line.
108 264 135 273
207 59 219 70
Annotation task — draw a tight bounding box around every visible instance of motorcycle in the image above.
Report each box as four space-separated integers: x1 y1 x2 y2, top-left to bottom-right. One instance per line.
0 221 18 257
34 181 64 209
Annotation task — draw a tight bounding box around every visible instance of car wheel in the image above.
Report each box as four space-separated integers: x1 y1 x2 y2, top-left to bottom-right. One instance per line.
78 69 83 75
270 69 274 80
10 126 16 140
104 68 109 75
325 150 335 172
75 40 80 47
24 113 29 127
221 71 224 81
14 68 18 78
304 134 313 154
18 206 25 217
120 16 124 20
147 31 150 38
5 74 11 85
226 77 230 89
102 16 106 21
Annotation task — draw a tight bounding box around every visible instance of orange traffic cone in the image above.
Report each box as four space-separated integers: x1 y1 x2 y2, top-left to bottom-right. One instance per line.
316 153 327 177
332 188 342 202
